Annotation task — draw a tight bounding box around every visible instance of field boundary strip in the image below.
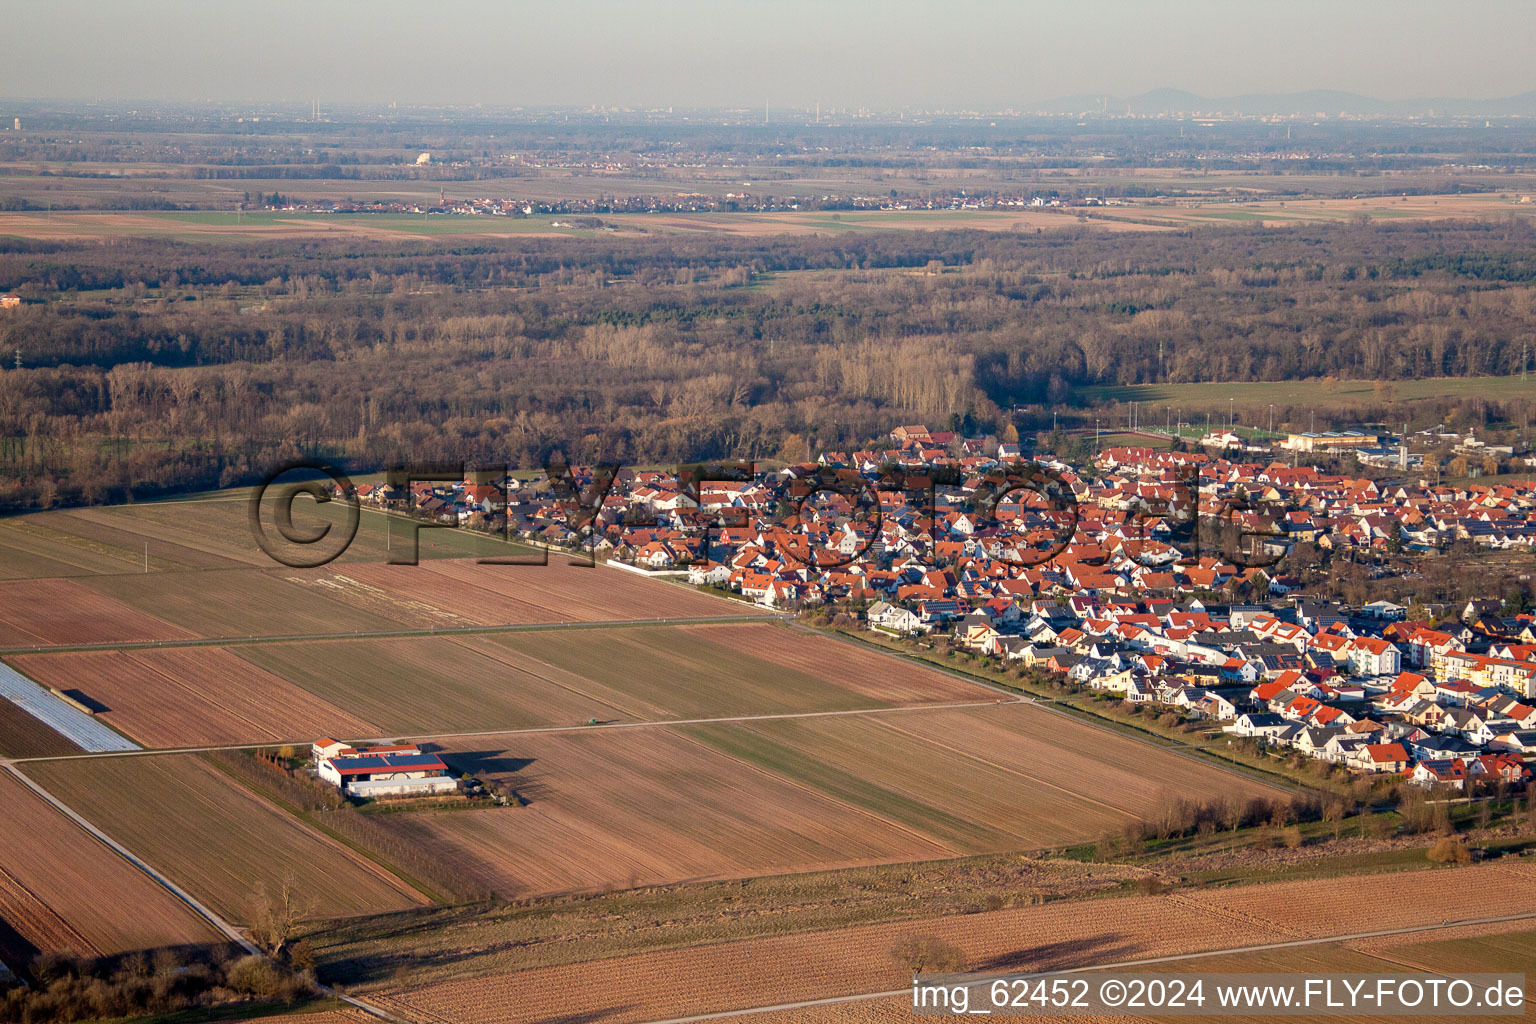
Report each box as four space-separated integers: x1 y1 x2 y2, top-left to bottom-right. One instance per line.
0 661 139 752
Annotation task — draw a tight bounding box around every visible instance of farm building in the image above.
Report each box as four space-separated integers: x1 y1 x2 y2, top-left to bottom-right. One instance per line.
314 738 458 798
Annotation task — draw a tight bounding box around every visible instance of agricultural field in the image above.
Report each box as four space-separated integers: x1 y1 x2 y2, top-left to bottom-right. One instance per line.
363 701 1281 900
0 771 219 960
1170 858 1536 939
0 619 855 749
76 497 543 571
233 633 626 735
335 557 761 626
372 726 952 899
372 862 1536 1024
79 569 416 642
4 191 1532 245
0 207 1143 243
1081 190 1536 231
1347 922 1536 975
7 646 380 747
309 855 1152 988
22 755 430 923
0 697 80 759
708 932 1536 1024
0 497 553 581
0 577 195 648
484 622 988 720
687 702 1279 851
0 518 151 579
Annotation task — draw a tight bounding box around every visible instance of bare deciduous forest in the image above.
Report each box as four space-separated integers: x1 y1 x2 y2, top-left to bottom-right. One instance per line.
4 218 1536 509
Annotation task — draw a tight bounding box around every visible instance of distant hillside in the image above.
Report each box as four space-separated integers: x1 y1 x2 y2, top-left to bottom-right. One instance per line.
1035 88 1536 118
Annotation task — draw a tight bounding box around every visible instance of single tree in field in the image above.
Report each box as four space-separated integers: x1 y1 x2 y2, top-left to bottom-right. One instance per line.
1322 797 1348 841
249 876 313 959
890 935 965 976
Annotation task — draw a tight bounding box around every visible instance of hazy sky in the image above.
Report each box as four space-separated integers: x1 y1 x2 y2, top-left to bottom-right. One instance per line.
3 0 1532 108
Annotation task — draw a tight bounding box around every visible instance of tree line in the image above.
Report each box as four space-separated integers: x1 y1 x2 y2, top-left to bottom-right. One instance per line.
5 218 1536 509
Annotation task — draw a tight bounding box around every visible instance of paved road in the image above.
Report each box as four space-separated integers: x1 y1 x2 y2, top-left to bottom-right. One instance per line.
635 910 1536 1024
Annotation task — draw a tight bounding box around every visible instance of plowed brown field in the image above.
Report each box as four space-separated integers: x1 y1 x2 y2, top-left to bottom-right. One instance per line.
338 558 763 625
374 727 950 899
23 756 429 923
366 698 1283 900
0 771 219 955
0 699 80 758
9 646 382 747
0 578 195 648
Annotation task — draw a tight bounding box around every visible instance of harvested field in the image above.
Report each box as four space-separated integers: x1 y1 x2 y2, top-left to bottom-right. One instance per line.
373 863 1535 1024
373 728 949 899
0 578 196 648
490 622 985 720
23 756 429 923
0 863 98 960
0 697 80 758
81 569 412 640
685 702 1281 853
360 700 1281 900
338 558 761 626
0 517 148 578
8 647 381 747
878 703 1280 819
0 771 218 956
234 634 626 735
40 508 258 572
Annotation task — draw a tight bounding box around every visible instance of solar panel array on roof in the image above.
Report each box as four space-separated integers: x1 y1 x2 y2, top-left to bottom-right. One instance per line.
329 752 446 773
